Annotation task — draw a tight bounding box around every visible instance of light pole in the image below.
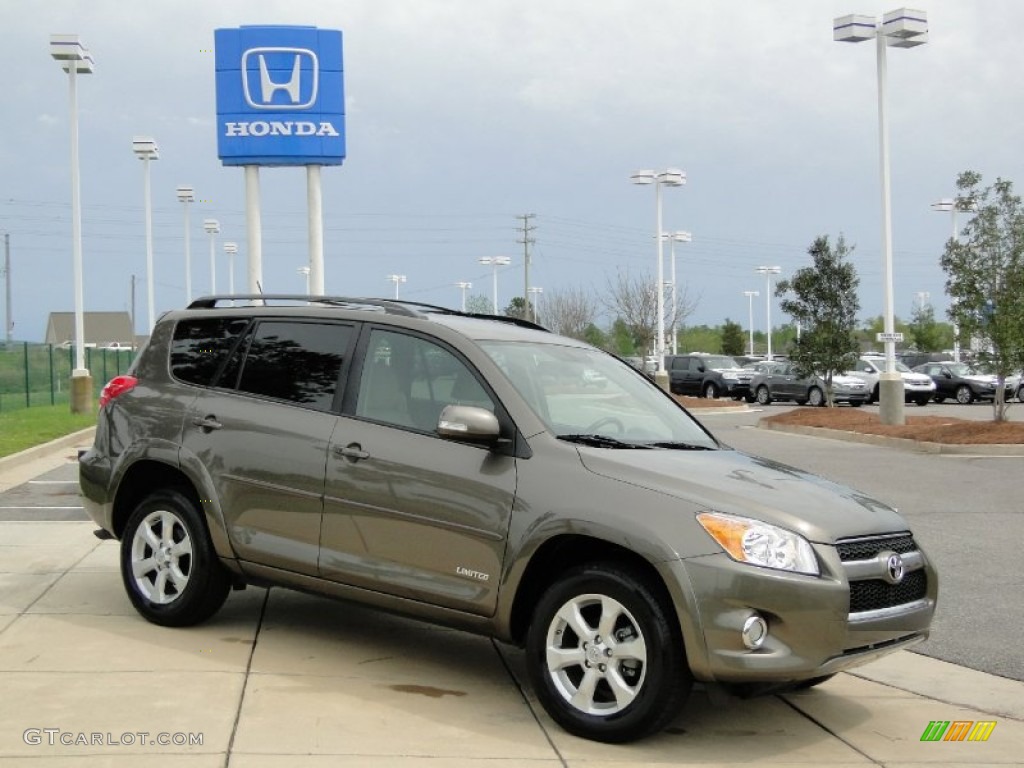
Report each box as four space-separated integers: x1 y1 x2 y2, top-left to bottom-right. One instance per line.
297 266 311 294
132 137 159 332
835 8 928 425
528 286 543 323
223 242 237 298
932 197 961 362
455 281 472 312
662 230 692 354
915 291 930 313
478 256 511 313
631 169 685 389
2 232 11 350
743 290 759 355
756 266 781 360
203 219 219 295
386 274 406 299
50 34 94 413
176 185 194 304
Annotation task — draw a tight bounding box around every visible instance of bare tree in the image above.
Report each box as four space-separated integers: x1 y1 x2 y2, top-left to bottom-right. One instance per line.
602 269 697 355
541 287 597 339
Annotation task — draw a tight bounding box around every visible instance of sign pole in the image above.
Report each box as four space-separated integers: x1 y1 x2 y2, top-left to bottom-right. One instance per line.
245 165 262 293
307 165 324 295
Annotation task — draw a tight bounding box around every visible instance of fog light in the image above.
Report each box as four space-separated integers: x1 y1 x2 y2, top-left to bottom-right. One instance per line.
742 615 768 650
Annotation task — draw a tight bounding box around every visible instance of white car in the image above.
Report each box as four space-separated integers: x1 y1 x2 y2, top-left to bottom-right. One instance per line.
845 356 936 406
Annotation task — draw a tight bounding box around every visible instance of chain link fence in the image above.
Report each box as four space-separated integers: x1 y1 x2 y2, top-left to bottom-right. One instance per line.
0 343 135 412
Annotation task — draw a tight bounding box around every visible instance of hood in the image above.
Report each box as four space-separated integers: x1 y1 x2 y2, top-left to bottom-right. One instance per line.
901 372 934 385
577 447 907 543
831 373 867 387
963 374 997 385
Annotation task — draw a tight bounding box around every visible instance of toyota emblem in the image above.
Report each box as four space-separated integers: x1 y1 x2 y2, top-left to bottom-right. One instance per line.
887 554 905 584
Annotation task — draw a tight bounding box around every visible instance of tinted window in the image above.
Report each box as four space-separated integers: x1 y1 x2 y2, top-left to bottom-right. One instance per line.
356 329 494 431
170 318 250 386
236 321 352 410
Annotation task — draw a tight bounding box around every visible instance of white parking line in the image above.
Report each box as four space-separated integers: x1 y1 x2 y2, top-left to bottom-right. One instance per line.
27 480 79 485
0 506 84 510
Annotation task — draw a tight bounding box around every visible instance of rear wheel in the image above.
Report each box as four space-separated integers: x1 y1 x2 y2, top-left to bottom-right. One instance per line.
807 387 824 407
914 396 931 407
956 385 974 404
121 489 230 627
870 385 880 404
703 382 719 399
525 564 692 743
933 395 945 403
755 386 772 406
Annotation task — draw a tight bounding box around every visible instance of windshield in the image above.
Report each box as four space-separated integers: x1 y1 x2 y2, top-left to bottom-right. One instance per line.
948 363 978 376
478 341 718 448
702 356 739 369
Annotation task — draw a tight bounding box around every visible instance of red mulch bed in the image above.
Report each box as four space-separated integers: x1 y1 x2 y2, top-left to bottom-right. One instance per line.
675 395 747 410
762 407 1024 444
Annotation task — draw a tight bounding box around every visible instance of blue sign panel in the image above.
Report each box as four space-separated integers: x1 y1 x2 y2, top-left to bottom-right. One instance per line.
215 25 345 166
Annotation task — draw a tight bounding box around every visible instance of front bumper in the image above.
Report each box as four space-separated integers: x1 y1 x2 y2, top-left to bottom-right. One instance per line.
665 540 937 684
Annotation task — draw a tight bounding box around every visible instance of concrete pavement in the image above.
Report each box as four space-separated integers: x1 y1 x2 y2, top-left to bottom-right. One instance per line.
0 437 1021 766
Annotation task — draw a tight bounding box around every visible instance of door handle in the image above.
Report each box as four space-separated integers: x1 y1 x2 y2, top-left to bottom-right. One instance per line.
191 415 223 432
333 443 370 461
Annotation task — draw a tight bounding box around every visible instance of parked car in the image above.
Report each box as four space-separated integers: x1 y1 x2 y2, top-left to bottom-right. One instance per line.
749 361 869 406
844 356 936 406
80 295 937 743
912 361 1001 404
664 353 754 399
898 351 949 370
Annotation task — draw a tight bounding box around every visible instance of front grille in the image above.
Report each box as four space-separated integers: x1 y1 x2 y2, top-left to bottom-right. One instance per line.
836 534 917 561
849 570 927 613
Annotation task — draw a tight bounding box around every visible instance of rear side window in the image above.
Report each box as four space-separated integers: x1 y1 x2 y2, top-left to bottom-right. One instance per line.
170 318 250 386
236 321 352 411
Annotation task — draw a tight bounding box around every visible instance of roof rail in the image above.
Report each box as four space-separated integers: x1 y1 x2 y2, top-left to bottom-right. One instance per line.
186 294 549 331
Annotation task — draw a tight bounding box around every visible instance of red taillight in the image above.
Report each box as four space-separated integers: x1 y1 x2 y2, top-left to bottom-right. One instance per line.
99 375 138 408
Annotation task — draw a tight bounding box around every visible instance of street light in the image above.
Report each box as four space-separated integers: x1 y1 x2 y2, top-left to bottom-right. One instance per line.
755 266 781 360
662 230 692 355
49 33 94 413
835 8 928 425
527 286 543 323
203 219 219 294
478 256 511 313
743 290 760 355
631 168 685 387
176 185 194 304
386 273 406 299
455 281 472 312
223 242 237 298
132 137 159 332
932 197 961 362
298 266 311 294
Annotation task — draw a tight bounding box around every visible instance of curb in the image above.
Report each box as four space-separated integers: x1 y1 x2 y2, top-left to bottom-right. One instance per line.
0 426 97 473
759 420 1024 456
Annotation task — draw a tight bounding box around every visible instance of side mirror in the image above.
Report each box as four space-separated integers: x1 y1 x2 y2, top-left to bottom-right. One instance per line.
697 365 706 373
941 369 952 378
437 405 500 443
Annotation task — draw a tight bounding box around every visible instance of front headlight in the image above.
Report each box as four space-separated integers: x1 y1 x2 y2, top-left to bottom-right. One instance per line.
722 372 739 380
696 511 820 576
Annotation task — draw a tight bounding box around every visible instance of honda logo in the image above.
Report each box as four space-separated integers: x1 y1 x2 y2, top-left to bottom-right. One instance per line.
241 47 318 110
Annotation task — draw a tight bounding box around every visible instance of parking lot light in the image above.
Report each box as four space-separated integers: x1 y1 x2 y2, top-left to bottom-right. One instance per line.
743 290 760 355
132 137 159 331
176 185 195 304
478 256 511 313
755 267 781 360
455 281 472 312
203 219 219 294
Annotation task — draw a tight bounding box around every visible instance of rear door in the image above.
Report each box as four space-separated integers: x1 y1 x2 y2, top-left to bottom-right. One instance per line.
319 326 517 616
181 319 355 576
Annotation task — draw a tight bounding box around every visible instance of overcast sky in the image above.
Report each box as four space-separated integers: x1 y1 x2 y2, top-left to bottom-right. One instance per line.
3 0 1023 342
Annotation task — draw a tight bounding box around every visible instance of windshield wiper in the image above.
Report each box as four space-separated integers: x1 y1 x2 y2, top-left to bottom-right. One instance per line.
647 441 716 451
557 434 652 449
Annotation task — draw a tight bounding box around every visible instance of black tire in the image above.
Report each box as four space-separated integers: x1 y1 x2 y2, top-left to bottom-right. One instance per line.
915 396 931 407
956 385 974 405
849 400 863 407
755 386 772 406
870 384 880 404
703 382 719 399
807 387 824 407
1018 387 1024 404
525 563 693 743
933 395 945 403
120 489 231 627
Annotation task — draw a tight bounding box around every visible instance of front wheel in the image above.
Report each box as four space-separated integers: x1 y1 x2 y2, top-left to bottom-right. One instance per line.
956 385 974 405
525 564 692 743
120 489 231 627
914 396 931 407
703 382 719 399
755 386 772 405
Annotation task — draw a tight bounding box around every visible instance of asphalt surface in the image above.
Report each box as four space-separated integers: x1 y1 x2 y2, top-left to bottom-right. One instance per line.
703 401 1024 682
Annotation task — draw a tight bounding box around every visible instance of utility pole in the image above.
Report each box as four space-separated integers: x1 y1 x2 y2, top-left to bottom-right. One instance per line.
3 233 11 348
517 214 536 319
130 274 136 342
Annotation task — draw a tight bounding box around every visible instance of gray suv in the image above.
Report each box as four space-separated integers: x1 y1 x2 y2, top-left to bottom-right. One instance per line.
80 296 937 743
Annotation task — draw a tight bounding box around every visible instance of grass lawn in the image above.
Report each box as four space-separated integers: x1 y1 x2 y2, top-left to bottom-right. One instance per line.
0 405 96 458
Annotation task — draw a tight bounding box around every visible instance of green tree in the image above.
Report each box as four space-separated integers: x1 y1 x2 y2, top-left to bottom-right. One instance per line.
775 235 861 406
608 318 637 356
503 296 533 320
465 294 493 314
582 323 607 349
941 170 1024 421
677 325 721 354
907 303 945 352
720 318 745 356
